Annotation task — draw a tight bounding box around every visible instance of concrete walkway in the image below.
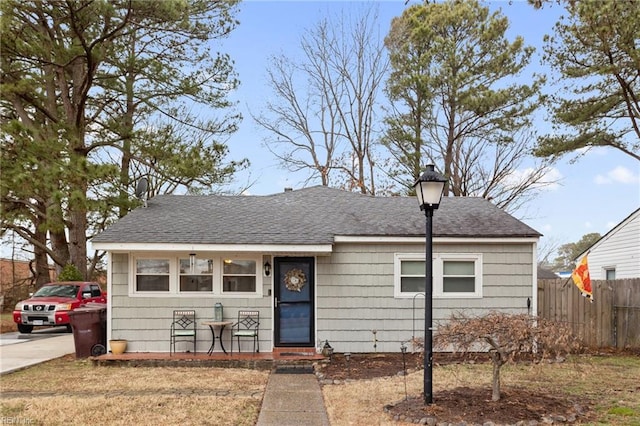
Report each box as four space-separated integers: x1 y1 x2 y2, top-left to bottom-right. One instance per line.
256 372 330 426
0 334 74 375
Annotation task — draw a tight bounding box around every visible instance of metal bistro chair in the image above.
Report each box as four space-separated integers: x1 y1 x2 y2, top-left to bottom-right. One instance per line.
170 310 197 355
230 310 260 354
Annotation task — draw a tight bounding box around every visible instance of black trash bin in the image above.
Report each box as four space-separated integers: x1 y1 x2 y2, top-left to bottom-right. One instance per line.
68 304 107 358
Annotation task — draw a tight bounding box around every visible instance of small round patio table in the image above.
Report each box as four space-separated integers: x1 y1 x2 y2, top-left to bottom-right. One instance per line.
202 321 233 355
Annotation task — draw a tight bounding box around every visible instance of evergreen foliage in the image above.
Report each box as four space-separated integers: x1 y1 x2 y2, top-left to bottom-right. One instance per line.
57 264 84 282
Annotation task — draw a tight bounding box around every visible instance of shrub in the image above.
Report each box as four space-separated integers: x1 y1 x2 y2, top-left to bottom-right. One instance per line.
432 311 581 401
57 264 84 281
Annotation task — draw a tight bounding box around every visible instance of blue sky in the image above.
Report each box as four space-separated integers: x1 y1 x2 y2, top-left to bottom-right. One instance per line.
220 0 640 256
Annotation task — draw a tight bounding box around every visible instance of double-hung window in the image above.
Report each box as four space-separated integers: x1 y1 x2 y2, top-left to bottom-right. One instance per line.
442 259 476 294
131 255 261 297
222 259 257 293
605 268 616 280
179 257 213 292
398 259 426 293
135 258 170 292
394 253 482 298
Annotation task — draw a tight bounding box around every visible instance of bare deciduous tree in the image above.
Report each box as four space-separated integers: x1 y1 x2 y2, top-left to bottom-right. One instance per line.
432 312 581 401
254 5 388 194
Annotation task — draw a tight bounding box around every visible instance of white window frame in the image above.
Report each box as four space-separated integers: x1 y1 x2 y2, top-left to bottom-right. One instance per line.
604 267 616 280
129 254 263 298
394 253 483 299
133 256 173 294
178 256 215 293
220 256 260 295
435 253 483 298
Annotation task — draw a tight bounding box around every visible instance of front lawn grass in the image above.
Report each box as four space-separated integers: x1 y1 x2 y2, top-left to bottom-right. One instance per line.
1 352 639 425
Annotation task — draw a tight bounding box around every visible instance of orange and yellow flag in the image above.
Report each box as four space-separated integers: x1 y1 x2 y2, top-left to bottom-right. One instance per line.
571 255 593 302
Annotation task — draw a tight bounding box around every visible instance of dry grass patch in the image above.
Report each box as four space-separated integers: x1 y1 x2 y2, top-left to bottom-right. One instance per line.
0 356 269 426
322 354 640 425
1 313 17 333
1 395 259 426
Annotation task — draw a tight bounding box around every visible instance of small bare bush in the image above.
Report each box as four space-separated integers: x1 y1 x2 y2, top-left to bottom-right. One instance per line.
432 312 581 401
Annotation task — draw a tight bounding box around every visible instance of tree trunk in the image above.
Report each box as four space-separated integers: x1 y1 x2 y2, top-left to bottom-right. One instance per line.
48 198 70 271
68 208 88 280
32 219 52 287
491 353 503 402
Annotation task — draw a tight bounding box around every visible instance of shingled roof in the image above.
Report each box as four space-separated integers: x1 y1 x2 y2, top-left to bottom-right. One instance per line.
91 186 540 246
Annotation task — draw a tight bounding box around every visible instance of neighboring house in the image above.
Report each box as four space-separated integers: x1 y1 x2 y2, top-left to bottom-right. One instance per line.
91 186 541 353
0 258 33 291
537 266 558 280
576 208 640 280
0 259 32 311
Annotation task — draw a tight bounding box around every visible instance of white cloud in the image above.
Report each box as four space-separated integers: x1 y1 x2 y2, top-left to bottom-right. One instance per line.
594 166 640 185
539 223 553 233
507 166 563 191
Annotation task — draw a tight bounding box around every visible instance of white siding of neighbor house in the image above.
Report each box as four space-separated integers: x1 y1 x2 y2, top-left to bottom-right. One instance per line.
107 240 535 353
580 210 640 280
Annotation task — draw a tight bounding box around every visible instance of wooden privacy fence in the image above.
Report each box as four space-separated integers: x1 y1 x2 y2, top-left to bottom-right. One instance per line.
538 278 640 349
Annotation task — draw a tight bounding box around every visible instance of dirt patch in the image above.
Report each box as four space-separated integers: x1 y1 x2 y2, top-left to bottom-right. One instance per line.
316 352 595 424
384 388 589 424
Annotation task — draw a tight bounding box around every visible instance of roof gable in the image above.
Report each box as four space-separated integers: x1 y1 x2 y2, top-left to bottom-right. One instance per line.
92 186 540 245
577 207 640 258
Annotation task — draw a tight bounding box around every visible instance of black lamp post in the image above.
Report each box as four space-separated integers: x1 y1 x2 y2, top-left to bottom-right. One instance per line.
413 164 446 405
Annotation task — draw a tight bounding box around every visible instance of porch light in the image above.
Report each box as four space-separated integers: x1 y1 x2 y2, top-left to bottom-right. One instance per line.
413 164 446 405
264 261 271 277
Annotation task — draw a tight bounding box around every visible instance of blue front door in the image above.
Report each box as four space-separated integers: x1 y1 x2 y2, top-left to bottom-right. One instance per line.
274 257 315 347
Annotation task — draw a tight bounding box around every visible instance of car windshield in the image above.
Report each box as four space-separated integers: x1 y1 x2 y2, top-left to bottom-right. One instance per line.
33 285 79 298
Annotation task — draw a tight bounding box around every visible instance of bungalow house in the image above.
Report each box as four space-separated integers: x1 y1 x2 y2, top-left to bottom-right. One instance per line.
576 207 640 280
91 186 541 354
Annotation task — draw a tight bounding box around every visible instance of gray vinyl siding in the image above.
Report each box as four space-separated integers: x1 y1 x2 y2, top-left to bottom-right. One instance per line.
316 242 534 353
108 240 535 353
108 253 273 353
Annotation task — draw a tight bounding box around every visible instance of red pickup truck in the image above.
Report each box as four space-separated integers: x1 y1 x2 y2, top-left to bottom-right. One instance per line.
13 281 107 333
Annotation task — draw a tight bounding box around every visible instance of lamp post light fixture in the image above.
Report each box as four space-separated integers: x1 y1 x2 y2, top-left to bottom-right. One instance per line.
413 164 447 405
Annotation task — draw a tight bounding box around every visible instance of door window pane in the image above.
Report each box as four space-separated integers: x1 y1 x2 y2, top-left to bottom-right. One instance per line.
279 304 311 343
